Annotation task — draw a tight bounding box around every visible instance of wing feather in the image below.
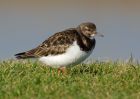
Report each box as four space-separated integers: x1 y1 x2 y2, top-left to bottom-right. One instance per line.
25 29 79 57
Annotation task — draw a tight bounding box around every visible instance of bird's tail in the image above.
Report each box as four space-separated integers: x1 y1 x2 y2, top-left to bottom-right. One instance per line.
15 49 37 59
15 52 34 59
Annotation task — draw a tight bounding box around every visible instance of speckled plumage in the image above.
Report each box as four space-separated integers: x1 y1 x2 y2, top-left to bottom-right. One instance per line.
15 22 103 68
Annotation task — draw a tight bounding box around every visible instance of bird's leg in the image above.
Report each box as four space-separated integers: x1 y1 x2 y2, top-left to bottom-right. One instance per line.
58 67 67 75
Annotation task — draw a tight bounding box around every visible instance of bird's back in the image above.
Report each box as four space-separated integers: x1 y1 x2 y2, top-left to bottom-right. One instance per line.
15 29 82 59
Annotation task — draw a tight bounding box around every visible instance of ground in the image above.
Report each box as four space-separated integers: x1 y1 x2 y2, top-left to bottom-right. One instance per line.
0 59 140 99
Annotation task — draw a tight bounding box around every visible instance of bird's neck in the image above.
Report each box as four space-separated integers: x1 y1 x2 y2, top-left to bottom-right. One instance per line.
76 28 95 51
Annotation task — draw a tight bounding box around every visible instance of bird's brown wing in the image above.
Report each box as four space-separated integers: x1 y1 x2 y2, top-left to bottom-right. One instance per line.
15 29 79 59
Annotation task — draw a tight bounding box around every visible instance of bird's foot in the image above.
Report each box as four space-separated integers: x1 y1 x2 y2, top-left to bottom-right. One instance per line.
58 67 67 75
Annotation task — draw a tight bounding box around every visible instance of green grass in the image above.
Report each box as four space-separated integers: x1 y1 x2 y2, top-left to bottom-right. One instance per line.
0 60 140 99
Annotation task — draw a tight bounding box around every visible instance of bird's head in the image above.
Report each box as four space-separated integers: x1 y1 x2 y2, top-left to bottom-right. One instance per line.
77 22 104 39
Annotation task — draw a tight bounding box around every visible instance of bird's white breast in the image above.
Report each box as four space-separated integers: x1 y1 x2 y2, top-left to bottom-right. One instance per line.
39 41 93 68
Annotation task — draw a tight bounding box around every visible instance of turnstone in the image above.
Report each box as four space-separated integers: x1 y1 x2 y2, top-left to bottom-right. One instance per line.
15 22 103 73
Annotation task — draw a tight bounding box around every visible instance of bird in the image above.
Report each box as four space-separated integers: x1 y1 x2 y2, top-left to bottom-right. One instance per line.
15 22 104 74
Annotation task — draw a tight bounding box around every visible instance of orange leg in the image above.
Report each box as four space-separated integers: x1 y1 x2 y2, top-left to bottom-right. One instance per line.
58 67 67 75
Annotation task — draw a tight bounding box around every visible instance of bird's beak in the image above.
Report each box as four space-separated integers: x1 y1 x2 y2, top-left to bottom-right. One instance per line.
96 32 104 37
90 31 104 39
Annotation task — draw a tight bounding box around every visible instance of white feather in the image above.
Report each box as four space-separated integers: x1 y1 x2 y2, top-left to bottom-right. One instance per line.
39 41 93 68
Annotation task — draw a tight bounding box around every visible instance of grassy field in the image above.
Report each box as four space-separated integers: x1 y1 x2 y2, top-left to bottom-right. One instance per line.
0 59 140 99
